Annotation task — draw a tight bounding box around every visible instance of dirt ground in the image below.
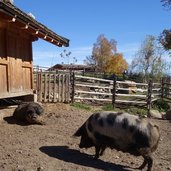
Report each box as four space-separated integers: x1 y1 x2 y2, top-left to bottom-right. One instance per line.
0 103 171 171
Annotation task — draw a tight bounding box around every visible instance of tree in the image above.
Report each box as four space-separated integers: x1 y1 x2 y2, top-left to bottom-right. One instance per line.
160 0 171 51
161 0 171 9
88 34 117 72
105 53 128 75
84 55 96 66
159 29 171 51
60 49 72 64
130 35 166 82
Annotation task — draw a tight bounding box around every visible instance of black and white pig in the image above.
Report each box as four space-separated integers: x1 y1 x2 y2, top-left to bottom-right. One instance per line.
73 111 160 171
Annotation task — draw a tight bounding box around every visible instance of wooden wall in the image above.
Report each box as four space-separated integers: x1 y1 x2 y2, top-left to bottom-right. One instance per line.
0 18 35 99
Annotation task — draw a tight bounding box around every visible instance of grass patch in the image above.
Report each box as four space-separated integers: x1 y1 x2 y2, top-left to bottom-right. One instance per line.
102 104 115 111
71 102 91 111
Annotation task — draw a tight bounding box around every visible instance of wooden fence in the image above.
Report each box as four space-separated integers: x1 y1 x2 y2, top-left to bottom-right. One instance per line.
33 72 170 109
161 77 171 100
71 74 161 109
34 72 70 103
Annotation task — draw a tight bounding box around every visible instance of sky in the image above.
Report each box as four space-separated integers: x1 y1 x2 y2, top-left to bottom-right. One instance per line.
14 0 171 68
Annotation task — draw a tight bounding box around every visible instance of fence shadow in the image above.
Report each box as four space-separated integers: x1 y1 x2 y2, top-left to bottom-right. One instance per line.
39 145 133 171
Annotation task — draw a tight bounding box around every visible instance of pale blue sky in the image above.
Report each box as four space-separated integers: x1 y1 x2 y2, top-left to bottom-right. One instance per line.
14 0 171 67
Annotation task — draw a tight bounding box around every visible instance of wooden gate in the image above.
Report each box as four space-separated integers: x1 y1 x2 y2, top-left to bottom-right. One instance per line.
34 72 70 103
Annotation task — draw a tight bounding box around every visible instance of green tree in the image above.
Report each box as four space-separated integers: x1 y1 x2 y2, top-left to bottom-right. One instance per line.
161 0 171 8
130 35 166 82
88 34 117 72
160 0 171 51
160 29 171 51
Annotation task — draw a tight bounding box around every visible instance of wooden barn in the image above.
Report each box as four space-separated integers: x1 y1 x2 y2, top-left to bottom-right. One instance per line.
0 1 69 101
48 64 94 72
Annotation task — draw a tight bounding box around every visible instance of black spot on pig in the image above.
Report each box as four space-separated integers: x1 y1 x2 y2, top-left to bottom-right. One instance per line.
94 113 100 120
88 121 93 132
94 132 116 148
98 118 104 127
122 118 128 129
133 130 150 148
106 113 117 125
129 125 136 132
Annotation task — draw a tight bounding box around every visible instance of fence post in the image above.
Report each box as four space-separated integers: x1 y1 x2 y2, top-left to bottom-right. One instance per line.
112 74 116 108
147 79 153 115
71 72 75 104
161 77 164 99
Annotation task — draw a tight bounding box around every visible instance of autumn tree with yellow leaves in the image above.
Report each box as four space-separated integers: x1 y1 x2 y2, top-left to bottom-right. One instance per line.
105 53 128 74
85 34 128 74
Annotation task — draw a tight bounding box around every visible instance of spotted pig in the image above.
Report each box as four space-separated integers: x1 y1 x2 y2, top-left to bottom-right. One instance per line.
13 102 45 125
74 111 160 171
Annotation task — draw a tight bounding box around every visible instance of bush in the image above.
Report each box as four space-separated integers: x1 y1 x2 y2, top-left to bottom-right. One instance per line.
153 99 170 112
127 107 148 117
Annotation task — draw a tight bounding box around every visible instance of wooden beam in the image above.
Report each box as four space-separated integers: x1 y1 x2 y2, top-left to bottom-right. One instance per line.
76 90 112 96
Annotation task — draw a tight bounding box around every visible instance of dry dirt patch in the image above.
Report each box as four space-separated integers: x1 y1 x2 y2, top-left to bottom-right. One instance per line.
0 103 171 171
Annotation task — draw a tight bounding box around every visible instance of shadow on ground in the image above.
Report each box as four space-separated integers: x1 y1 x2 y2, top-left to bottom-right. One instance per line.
39 145 133 171
3 116 30 126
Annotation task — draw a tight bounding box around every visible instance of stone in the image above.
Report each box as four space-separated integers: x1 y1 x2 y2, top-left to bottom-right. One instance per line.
149 110 162 119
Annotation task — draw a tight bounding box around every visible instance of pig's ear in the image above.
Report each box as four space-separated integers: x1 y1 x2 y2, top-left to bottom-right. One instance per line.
73 123 86 137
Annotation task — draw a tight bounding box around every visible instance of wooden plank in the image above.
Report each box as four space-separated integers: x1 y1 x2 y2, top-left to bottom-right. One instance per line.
65 74 69 102
75 75 158 86
0 64 8 93
76 90 112 96
0 91 33 99
152 88 161 91
71 72 75 103
48 74 51 102
75 75 113 83
67 74 71 102
37 72 42 102
62 74 65 102
39 73 42 102
116 93 147 98
74 97 146 104
151 98 160 102
115 99 146 104
58 74 61 102
53 74 57 102
153 83 161 85
116 81 148 86
163 82 171 86
152 93 161 96
75 83 113 89
74 97 112 102
44 74 47 102
117 88 147 92
22 67 32 90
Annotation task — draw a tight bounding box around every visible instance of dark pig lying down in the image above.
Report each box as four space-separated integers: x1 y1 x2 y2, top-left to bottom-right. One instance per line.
73 111 160 171
13 102 45 125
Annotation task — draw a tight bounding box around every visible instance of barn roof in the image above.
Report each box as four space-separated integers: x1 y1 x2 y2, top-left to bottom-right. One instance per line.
0 1 69 47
